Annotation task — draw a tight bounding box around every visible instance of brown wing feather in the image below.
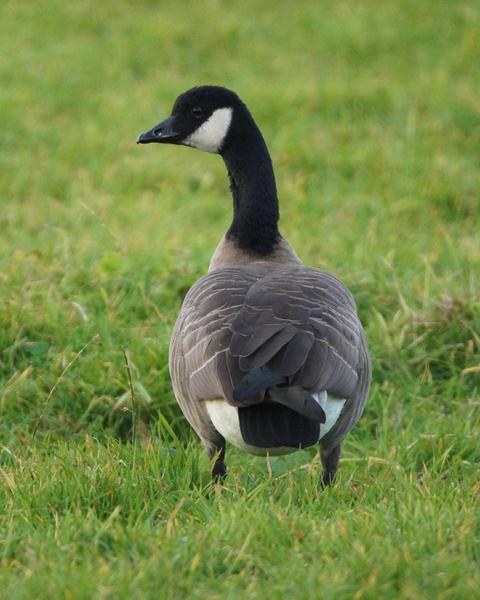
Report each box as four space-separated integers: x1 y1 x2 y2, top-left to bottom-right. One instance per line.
170 265 370 450
227 268 362 399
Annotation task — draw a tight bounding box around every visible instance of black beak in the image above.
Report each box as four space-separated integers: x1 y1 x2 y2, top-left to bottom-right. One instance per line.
137 115 180 144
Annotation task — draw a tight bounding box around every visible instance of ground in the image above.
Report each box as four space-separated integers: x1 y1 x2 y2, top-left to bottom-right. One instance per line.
0 1 479 598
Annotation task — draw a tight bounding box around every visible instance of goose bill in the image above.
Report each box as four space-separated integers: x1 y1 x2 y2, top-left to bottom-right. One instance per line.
137 115 180 144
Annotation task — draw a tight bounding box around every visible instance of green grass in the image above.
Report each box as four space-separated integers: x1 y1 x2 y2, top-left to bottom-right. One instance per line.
1 0 479 597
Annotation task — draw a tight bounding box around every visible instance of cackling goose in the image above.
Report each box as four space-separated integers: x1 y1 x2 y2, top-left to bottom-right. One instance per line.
137 86 371 484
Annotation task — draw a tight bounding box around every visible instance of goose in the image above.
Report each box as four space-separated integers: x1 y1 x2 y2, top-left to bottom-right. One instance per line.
137 86 371 484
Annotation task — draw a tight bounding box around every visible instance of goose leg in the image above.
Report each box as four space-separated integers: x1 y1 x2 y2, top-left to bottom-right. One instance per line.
211 440 227 482
320 444 341 486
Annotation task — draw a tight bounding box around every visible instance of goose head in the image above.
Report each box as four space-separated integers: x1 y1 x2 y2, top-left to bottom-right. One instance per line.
137 85 280 257
137 85 249 154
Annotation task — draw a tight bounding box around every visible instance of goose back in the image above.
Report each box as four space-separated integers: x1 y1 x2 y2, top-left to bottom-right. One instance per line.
169 261 371 455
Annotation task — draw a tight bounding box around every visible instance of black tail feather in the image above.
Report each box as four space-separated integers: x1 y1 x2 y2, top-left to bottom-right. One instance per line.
239 404 320 449
268 387 326 423
234 367 326 425
233 366 287 403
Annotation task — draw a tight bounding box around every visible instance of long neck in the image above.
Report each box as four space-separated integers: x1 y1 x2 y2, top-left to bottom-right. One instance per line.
222 125 280 256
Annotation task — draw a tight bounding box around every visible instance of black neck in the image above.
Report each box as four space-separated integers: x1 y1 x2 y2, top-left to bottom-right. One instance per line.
221 120 280 256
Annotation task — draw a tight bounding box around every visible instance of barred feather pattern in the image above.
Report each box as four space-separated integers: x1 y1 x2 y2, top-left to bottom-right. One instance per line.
169 264 371 456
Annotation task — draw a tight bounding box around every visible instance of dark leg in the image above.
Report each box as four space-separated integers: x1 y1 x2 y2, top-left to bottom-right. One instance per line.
211 441 227 482
320 444 341 486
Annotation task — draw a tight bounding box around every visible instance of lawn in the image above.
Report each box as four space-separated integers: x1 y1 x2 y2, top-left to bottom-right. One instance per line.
1 1 479 598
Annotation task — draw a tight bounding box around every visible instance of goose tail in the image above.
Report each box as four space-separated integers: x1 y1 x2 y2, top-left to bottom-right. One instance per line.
233 366 326 423
233 366 286 402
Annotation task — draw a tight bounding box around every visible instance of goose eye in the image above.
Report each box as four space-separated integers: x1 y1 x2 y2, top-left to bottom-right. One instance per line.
191 107 204 119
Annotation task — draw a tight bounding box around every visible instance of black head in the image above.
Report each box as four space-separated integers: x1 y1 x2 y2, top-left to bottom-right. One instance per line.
137 86 249 154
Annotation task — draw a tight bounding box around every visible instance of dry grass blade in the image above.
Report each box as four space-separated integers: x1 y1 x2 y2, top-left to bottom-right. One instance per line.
32 335 99 437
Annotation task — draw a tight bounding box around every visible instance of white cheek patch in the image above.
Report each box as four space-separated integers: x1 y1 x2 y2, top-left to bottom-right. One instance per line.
184 107 233 153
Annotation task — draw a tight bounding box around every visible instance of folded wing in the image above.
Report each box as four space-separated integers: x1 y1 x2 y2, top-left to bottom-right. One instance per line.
180 266 364 401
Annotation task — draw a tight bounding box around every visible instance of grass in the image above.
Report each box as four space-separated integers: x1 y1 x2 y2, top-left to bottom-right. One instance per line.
1 0 479 597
